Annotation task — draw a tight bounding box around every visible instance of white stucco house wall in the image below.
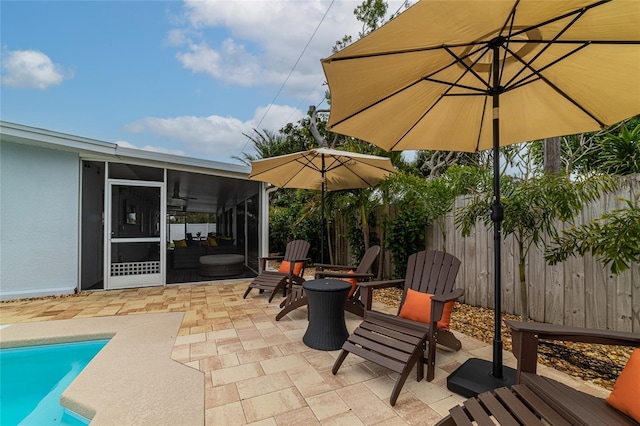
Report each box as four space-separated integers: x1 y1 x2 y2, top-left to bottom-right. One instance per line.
0 121 269 301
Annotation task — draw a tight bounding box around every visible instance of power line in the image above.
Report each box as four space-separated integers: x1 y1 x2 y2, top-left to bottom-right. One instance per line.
240 0 404 158
282 1 410 132
253 0 335 131
392 0 411 18
281 80 326 128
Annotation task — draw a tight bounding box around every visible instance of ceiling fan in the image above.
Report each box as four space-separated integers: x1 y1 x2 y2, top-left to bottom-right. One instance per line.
170 182 197 201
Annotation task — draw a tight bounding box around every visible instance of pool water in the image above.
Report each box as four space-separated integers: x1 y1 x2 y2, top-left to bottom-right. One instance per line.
0 339 109 426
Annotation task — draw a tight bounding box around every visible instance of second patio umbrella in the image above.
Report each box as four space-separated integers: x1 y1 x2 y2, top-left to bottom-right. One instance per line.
248 148 395 263
322 0 640 396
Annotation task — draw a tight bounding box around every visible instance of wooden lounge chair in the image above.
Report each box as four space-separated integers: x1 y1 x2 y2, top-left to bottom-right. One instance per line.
275 245 380 321
332 249 463 406
437 320 640 426
243 240 310 302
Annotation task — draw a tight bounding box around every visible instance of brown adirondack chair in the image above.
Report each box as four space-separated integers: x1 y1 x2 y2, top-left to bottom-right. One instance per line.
437 321 640 426
275 245 380 321
332 250 463 406
243 240 310 302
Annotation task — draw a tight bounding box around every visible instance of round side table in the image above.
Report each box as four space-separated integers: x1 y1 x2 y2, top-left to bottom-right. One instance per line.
302 279 351 350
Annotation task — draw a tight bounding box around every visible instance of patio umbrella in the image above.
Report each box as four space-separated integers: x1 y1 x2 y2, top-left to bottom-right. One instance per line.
321 0 640 396
248 147 395 263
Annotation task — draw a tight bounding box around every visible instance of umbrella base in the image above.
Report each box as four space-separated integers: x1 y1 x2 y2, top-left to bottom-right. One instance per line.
446 358 516 398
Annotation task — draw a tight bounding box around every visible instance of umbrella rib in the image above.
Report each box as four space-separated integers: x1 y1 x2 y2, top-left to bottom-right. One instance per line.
390 52 494 150
506 42 588 90
325 157 396 176
497 1 520 82
504 43 606 128
323 39 497 63
328 42 494 131
443 45 492 92
298 152 324 171
475 94 491 153
249 160 301 181
392 42 512 151
329 76 438 129
422 77 487 94
275 154 324 189
499 3 609 128
502 10 585 90
390 100 443 151
249 151 321 182
323 0 615 64
332 43 491 137
540 40 640 45
328 0 630 142
510 0 611 41
323 156 393 189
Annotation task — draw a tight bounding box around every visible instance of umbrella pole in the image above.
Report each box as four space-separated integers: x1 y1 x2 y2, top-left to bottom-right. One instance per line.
321 181 325 264
446 43 516 396
490 44 504 379
491 90 504 380
321 156 325 264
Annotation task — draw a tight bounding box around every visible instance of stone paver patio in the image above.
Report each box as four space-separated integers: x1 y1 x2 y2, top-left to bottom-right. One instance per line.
0 279 609 425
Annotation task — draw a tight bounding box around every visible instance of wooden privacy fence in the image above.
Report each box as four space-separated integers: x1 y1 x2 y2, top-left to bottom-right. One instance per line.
330 185 639 333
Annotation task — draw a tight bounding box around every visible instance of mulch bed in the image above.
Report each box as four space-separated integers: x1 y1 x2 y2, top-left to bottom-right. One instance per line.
373 287 632 390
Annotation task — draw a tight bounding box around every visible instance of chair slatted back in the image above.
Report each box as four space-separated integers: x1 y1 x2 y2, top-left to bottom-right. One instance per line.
355 245 381 274
283 240 311 263
397 250 461 315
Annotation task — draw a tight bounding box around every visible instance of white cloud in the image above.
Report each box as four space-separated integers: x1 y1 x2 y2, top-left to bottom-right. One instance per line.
165 28 192 46
124 104 304 161
176 39 265 87
1 49 72 89
137 1 405 162
172 0 372 97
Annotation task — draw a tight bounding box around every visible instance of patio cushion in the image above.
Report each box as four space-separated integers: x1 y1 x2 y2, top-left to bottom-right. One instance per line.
606 348 640 422
398 289 455 330
174 239 187 248
278 261 304 276
207 237 217 246
342 270 358 298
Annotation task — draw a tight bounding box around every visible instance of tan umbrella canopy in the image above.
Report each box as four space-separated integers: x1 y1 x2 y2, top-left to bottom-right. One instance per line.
321 0 640 396
249 147 395 191
249 148 395 262
323 0 640 152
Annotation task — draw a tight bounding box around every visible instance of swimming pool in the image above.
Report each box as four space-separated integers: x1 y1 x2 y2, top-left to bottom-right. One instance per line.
0 339 109 426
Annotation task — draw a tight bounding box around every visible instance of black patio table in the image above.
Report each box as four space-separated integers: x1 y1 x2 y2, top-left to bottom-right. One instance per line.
302 279 351 351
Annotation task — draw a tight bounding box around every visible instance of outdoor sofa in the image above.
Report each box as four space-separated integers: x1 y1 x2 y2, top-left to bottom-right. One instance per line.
171 238 238 269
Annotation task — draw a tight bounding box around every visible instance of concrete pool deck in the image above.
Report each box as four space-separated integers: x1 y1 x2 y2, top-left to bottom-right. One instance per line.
0 280 610 425
0 313 203 425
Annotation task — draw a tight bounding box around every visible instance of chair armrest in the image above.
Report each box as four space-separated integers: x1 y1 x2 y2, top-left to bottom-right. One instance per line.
357 279 405 289
315 271 374 280
357 279 405 311
260 256 284 261
506 320 640 380
314 263 352 271
291 257 311 263
259 255 284 270
430 289 464 325
430 288 464 303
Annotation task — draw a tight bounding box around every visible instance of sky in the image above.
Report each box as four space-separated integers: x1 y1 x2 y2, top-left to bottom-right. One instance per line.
1 0 404 164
